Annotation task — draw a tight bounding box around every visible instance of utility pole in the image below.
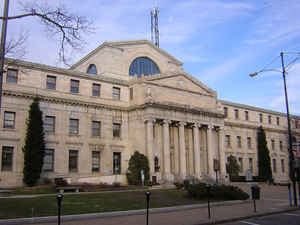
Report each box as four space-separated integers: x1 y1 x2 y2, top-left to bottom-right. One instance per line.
0 0 9 119
281 52 297 206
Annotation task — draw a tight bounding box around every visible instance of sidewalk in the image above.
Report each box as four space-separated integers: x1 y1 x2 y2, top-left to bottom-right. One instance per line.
1 183 299 225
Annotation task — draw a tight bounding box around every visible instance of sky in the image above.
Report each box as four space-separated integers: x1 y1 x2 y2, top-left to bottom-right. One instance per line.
2 0 300 115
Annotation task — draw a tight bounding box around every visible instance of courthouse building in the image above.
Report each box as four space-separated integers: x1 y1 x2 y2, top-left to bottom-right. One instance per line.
0 40 299 187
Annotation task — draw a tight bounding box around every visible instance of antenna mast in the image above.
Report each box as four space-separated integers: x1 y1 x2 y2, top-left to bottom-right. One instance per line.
150 7 159 48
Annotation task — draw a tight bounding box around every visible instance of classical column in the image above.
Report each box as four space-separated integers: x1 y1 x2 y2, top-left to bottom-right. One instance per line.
193 123 201 179
146 119 155 175
163 119 172 181
218 127 226 178
207 124 214 176
179 121 187 179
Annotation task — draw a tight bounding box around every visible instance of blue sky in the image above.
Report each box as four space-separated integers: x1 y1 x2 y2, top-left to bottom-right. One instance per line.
2 0 300 115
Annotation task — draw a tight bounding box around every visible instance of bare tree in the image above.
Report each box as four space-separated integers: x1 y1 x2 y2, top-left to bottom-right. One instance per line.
1 1 93 65
5 30 28 58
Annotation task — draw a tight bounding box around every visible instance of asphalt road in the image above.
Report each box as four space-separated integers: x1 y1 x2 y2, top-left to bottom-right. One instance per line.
222 210 300 225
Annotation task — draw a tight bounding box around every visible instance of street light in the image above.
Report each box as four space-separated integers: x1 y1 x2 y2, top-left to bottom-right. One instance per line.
249 51 297 206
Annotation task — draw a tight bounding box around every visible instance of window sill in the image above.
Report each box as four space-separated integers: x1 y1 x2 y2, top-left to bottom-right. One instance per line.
113 137 122 141
2 128 16 132
69 134 80 137
91 136 101 138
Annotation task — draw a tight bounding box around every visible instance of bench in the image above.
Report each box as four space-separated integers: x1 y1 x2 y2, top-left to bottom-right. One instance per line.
56 186 80 193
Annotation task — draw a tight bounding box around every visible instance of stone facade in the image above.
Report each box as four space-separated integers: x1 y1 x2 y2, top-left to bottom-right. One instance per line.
0 40 299 187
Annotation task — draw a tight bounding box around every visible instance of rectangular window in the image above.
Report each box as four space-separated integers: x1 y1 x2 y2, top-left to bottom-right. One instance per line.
276 117 280 126
1 146 13 171
69 119 79 134
112 87 120 100
259 113 263 123
44 116 55 133
238 157 243 172
234 109 239 119
92 151 100 172
245 111 249 121
281 159 285 173
69 150 78 172
271 139 275 150
237 136 242 148
4 111 15 128
92 121 101 137
113 152 121 174
279 141 283 151
268 115 272 124
70 79 79 93
42 149 54 172
272 158 277 173
225 135 231 147
224 107 228 117
295 120 298 129
130 88 133 100
113 123 121 138
92 83 101 96
6 69 18 83
46 75 56 90
247 137 251 149
249 158 253 173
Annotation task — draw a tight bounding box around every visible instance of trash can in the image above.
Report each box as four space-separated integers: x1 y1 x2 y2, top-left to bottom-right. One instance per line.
251 184 260 200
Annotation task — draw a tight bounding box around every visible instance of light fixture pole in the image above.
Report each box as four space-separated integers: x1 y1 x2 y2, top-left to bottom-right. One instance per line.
249 51 297 206
0 0 9 120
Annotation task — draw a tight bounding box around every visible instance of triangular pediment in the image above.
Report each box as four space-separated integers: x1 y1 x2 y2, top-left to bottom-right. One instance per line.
144 73 216 96
70 40 182 70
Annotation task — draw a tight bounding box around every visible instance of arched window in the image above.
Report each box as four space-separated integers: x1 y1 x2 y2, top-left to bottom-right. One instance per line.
87 64 98 75
129 57 160 77
154 156 160 172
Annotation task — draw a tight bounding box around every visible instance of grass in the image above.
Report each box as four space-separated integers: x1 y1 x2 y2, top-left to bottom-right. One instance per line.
0 189 204 219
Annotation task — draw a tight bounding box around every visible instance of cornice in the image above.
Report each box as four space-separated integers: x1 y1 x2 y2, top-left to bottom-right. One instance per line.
129 101 224 119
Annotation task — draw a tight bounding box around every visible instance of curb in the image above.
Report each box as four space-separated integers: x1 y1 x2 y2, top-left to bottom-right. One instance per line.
195 207 300 225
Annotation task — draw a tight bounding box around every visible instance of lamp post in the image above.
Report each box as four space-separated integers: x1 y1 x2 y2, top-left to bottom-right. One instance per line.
249 51 297 206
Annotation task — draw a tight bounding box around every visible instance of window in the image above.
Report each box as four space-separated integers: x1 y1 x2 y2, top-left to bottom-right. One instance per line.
69 119 79 134
225 135 231 147
247 137 252 149
224 107 228 117
70 79 79 93
276 117 280 126
249 158 253 173
245 111 249 121
87 64 98 75
6 69 18 83
42 149 54 172
154 156 160 172
92 151 100 172
268 115 272 124
281 159 285 173
113 123 121 138
44 116 55 133
69 150 78 172
46 75 56 90
1 146 13 171
237 136 242 148
92 83 101 96
238 157 243 172
129 57 160 77
279 141 283 151
259 113 263 123
130 88 133 100
113 152 121 174
92 121 101 137
4 111 15 128
295 120 298 129
272 158 277 173
112 87 120 100
271 139 275 150
234 109 239 119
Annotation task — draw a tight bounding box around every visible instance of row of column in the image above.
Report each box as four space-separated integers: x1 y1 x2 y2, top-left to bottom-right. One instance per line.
146 119 226 182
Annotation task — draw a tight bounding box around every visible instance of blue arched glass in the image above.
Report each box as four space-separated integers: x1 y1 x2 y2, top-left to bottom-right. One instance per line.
87 64 98 75
129 57 160 77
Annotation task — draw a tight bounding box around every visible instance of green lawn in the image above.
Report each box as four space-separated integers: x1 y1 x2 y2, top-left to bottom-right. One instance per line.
0 189 204 219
